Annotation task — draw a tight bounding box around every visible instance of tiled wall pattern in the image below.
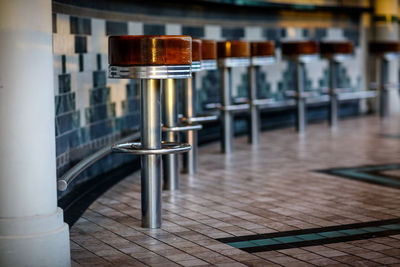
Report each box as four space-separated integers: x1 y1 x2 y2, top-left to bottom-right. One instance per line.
52 12 362 191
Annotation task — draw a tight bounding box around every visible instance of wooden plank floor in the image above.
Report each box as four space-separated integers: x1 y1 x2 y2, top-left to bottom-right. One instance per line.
70 115 400 266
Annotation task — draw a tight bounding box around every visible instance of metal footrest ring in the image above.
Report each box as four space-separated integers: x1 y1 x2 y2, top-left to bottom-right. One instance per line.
112 141 191 155
285 90 320 99
182 115 218 123
220 103 250 112
370 83 400 91
162 123 202 132
252 98 275 106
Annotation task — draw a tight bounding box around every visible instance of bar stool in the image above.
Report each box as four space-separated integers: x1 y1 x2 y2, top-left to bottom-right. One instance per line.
182 39 218 174
217 40 251 153
248 41 275 145
108 35 192 228
369 41 400 118
320 41 354 128
281 40 319 133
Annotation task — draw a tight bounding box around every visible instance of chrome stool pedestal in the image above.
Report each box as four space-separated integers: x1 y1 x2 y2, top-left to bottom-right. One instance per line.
380 58 390 118
182 39 218 174
217 41 251 154
320 41 354 128
108 35 192 228
162 78 202 189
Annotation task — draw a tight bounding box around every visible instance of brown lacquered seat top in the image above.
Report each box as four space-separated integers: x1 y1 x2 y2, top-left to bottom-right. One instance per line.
251 41 275 57
201 39 217 60
369 41 400 54
281 40 319 56
192 39 202 62
320 41 354 55
217 40 250 58
109 35 192 66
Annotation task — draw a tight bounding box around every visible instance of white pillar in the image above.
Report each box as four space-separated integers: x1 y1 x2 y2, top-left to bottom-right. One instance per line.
0 0 70 266
374 0 400 114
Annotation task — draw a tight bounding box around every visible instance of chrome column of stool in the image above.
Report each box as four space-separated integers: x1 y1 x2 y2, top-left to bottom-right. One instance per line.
248 41 275 145
369 41 400 118
281 41 319 133
217 40 251 153
182 39 217 174
162 39 202 188
320 41 354 128
108 35 192 228
162 79 179 191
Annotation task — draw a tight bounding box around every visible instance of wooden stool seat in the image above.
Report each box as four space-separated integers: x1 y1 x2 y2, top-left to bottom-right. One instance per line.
201 40 217 60
369 41 400 55
217 40 250 67
192 39 202 72
201 39 217 70
251 41 275 57
192 39 202 62
251 41 275 65
281 40 319 58
320 41 354 62
217 40 250 58
109 35 191 66
320 41 354 55
108 35 192 79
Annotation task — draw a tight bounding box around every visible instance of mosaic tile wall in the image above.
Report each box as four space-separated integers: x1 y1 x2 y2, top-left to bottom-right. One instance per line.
52 11 362 196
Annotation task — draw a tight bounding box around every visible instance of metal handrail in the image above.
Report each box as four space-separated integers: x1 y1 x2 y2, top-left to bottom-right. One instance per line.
57 131 141 191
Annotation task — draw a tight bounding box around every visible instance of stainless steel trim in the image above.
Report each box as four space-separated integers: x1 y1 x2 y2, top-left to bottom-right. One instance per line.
108 65 192 79
218 57 251 68
201 59 217 70
191 61 202 72
251 56 275 66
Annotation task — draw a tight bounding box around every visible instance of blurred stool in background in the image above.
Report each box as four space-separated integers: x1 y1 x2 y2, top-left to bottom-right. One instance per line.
217 40 251 153
320 41 354 128
281 40 319 134
248 41 275 144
